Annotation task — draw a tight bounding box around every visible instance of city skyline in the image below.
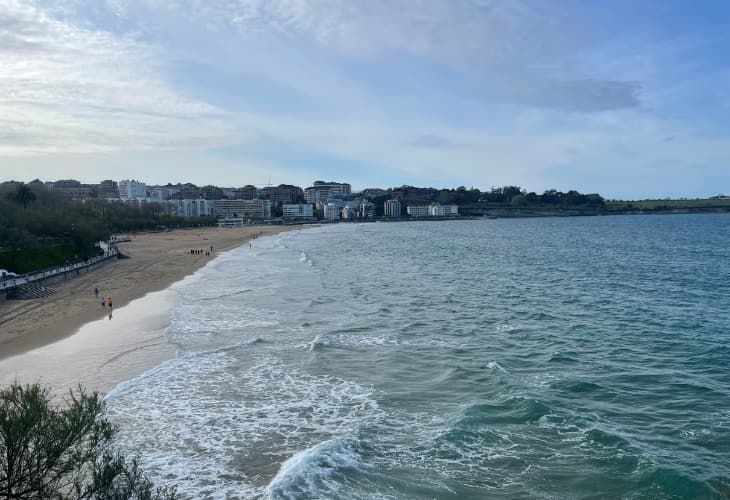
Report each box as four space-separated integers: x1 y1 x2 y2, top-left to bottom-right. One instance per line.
1 1 729 198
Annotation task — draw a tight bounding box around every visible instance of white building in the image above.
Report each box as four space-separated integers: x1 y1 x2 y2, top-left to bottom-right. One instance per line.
342 204 357 219
429 204 459 216
304 181 352 204
118 179 147 201
213 199 271 219
324 201 344 220
384 199 401 218
359 201 375 219
282 204 314 220
167 199 213 217
407 205 430 217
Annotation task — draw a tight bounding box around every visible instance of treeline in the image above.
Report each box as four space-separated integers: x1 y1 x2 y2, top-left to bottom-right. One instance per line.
368 185 605 216
0 183 216 273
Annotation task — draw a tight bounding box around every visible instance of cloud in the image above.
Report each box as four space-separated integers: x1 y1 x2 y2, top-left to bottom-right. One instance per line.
0 0 244 155
3 0 728 198
405 134 468 150
93 0 642 112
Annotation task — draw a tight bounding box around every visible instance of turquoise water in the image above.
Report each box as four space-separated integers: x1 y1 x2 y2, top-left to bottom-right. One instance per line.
107 215 730 499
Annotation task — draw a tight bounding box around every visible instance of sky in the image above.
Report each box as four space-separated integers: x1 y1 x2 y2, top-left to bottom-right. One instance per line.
0 0 729 198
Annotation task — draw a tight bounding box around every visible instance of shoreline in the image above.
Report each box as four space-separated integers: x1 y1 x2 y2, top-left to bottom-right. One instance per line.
0 225 304 396
0 225 299 363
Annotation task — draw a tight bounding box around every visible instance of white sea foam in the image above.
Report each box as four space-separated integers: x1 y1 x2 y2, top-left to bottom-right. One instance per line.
265 437 362 499
487 361 508 372
105 355 380 498
170 303 278 334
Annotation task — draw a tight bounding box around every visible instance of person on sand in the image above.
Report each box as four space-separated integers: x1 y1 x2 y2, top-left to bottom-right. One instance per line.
101 297 105 308
108 297 112 308
94 287 98 298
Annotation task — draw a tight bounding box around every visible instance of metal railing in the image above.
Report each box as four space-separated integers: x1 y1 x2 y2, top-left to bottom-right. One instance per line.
0 247 119 292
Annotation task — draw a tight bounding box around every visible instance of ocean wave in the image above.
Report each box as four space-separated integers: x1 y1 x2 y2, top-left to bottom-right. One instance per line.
105 356 381 498
265 437 363 499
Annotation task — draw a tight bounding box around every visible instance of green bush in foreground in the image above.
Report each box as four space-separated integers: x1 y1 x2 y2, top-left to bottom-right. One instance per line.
0 383 175 500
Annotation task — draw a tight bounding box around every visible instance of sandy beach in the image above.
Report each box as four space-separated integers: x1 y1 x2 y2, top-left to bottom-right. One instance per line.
0 225 300 393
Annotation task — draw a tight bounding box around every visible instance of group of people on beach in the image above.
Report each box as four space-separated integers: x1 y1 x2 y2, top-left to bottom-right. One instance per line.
191 245 214 257
95 287 112 309
94 286 113 319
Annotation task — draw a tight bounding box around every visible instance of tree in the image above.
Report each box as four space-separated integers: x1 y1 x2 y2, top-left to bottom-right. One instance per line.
0 383 176 500
14 184 36 211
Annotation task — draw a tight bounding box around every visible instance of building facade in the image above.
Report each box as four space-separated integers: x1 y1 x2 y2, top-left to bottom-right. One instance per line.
304 181 352 204
384 199 401 217
259 184 305 205
359 201 375 219
167 199 213 217
342 205 357 219
282 204 314 219
212 199 271 219
429 204 459 216
118 179 147 201
407 205 430 217
323 201 344 220
99 180 119 198
48 179 93 199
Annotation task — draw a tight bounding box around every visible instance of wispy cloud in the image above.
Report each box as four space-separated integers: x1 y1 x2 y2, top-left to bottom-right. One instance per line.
405 134 468 150
1 0 729 197
0 0 243 155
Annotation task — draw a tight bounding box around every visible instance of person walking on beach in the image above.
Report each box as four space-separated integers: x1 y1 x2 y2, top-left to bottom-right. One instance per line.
94 287 98 298
108 297 113 308
101 297 105 308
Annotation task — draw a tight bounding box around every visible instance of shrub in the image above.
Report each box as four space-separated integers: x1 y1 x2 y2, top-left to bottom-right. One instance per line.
0 383 175 499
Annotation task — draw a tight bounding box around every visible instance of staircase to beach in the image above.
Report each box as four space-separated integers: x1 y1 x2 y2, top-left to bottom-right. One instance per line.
10 282 57 299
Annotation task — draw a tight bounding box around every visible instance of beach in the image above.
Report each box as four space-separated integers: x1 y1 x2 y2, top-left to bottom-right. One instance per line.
0 225 299 393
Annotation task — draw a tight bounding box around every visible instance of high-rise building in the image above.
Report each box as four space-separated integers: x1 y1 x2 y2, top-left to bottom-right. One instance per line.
258 184 305 204
118 179 147 200
99 180 119 198
304 181 351 204
384 199 401 217
212 199 271 219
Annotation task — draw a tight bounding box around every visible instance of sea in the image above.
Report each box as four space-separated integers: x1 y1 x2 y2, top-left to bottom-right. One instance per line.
105 214 730 499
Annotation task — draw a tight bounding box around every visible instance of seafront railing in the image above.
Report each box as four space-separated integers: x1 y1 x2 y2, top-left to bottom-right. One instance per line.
0 246 119 292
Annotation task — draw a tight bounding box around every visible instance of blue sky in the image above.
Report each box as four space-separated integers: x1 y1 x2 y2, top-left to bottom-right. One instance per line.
0 0 728 198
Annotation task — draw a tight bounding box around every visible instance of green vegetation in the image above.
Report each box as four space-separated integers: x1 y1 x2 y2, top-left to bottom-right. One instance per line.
606 198 730 211
366 185 730 218
0 382 175 499
0 183 217 273
367 186 607 216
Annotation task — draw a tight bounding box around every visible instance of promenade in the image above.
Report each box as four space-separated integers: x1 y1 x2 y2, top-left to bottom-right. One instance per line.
0 247 119 301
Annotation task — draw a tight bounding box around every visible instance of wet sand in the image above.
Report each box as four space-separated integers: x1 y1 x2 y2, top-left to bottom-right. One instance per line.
0 225 301 394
